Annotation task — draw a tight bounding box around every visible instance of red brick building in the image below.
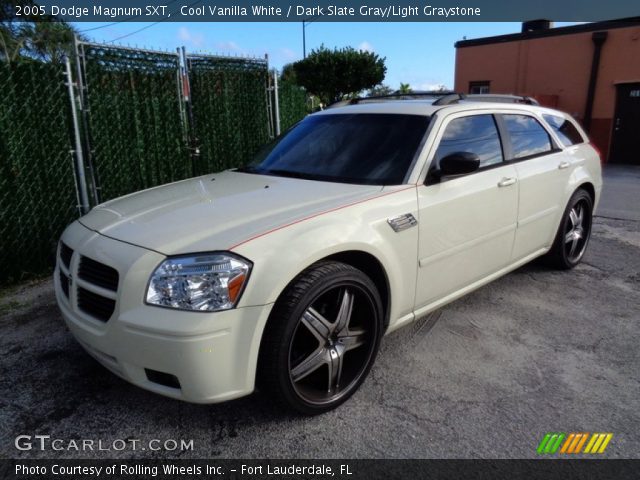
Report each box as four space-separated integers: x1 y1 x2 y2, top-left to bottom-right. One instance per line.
454 18 640 164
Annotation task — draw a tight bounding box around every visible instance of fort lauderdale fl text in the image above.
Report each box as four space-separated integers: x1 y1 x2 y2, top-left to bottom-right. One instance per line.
16 463 352 477
31 4 482 19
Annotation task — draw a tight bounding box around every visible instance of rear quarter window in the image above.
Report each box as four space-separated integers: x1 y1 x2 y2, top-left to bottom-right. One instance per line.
543 114 585 146
502 114 553 159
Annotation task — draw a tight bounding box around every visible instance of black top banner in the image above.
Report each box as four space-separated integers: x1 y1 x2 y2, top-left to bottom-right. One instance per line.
9 0 640 22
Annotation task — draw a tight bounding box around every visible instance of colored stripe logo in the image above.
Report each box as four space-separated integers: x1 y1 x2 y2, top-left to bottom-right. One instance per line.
537 433 613 454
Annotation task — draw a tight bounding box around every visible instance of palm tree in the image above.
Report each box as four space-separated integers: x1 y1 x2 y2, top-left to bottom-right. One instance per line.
1 1 83 64
398 82 413 94
20 21 81 63
0 0 25 62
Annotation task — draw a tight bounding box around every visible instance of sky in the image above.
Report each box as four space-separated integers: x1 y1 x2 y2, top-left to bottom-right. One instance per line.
73 21 577 90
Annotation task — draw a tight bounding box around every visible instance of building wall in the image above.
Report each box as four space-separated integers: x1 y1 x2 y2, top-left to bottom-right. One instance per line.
454 25 640 160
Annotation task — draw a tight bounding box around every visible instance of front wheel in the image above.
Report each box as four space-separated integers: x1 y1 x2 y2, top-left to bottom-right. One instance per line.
258 261 383 415
544 189 593 269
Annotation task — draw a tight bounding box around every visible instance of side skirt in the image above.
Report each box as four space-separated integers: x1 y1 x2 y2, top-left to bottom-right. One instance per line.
385 247 549 334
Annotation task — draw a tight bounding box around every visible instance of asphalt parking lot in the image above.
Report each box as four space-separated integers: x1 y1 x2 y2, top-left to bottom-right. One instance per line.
1 166 638 459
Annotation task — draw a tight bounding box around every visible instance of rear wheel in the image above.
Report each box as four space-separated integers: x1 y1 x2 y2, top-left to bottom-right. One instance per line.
544 189 593 269
258 261 383 415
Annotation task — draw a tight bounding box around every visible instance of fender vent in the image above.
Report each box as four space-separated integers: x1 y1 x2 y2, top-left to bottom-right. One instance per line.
387 213 418 232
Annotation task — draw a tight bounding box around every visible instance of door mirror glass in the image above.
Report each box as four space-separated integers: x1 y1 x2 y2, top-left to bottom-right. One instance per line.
439 152 481 177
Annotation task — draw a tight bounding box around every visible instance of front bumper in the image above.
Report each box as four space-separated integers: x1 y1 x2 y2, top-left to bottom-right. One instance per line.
55 221 273 403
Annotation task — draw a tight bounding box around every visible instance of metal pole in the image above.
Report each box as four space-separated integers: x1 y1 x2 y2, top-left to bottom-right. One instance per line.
181 46 199 176
175 48 188 145
303 22 306 58
273 69 281 137
74 36 100 205
265 53 275 139
64 55 90 214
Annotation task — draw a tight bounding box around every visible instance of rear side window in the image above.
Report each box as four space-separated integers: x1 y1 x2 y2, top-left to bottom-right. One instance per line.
543 114 585 146
434 114 503 168
503 114 553 159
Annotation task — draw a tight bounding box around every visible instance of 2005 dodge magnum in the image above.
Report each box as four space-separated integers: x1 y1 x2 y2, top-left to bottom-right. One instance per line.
55 95 602 414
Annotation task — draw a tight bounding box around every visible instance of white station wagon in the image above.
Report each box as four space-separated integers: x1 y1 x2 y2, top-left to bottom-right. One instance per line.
55 94 602 414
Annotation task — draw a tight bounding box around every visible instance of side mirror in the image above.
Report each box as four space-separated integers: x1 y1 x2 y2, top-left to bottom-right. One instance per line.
438 152 481 177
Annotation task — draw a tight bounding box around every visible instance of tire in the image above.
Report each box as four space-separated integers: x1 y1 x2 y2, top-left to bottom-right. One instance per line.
258 261 384 415
544 189 593 269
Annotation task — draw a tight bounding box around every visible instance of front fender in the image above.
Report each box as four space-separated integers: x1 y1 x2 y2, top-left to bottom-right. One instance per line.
232 186 419 330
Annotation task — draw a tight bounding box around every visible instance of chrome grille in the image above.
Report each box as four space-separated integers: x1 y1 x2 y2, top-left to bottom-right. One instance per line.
60 242 73 269
57 246 119 323
77 287 116 322
78 256 119 292
59 269 70 298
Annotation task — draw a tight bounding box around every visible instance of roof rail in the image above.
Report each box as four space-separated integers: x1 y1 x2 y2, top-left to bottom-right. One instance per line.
434 93 540 106
432 93 466 105
327 91 455 109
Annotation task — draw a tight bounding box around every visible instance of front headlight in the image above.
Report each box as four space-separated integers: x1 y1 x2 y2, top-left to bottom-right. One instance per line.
145 253 251 311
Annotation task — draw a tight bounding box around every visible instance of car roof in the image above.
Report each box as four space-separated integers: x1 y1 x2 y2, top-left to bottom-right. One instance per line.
314 100 442 116
313 99 571 119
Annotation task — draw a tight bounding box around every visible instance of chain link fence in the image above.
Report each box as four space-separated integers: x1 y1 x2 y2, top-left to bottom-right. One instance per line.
278 81 308 131
80 44 191 202
0 43 308 285
187 54 271 175
0 62 79 284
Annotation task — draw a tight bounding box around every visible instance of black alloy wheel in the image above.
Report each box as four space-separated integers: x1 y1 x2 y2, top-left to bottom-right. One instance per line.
545 188 594 269
258 261 383 415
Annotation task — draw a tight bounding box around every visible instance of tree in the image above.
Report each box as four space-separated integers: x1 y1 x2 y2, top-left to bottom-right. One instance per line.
398 83 413 94
292 45 386 105
0 0 25 62
367 84 393 97
280 63 297 84
1 1 83 64
21 21 81 63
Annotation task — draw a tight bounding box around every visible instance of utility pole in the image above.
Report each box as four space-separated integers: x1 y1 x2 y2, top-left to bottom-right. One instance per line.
302 18 315 58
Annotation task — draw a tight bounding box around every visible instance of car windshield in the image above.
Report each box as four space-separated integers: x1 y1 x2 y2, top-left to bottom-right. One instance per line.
238 113 431 185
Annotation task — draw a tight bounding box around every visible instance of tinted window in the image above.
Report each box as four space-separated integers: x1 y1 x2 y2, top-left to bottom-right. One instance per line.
503 114 553 159
241 114 430 185
434 114 503 168
543 114 584 146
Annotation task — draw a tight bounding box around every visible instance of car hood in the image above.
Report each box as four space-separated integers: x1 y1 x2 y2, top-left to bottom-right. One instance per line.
79 171 382 255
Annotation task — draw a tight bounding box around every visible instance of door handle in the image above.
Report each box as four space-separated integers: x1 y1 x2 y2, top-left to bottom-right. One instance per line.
498 177 517 187
558 161 570 170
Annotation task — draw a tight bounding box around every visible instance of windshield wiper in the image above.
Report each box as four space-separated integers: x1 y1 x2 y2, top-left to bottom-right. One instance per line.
259 169 321 181
235 165 259 173
236 165 316 180
236 166 362 184
235 166 315 180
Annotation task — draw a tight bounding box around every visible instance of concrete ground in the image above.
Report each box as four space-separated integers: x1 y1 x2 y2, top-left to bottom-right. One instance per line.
598 165 640 222
1 166 638 459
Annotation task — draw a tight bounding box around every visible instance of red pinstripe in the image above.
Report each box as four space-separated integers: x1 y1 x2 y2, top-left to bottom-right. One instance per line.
228 185 416 251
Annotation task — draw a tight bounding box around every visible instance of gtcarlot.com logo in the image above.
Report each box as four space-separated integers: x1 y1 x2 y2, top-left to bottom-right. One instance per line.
537 432 613 455
15 435 194 452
